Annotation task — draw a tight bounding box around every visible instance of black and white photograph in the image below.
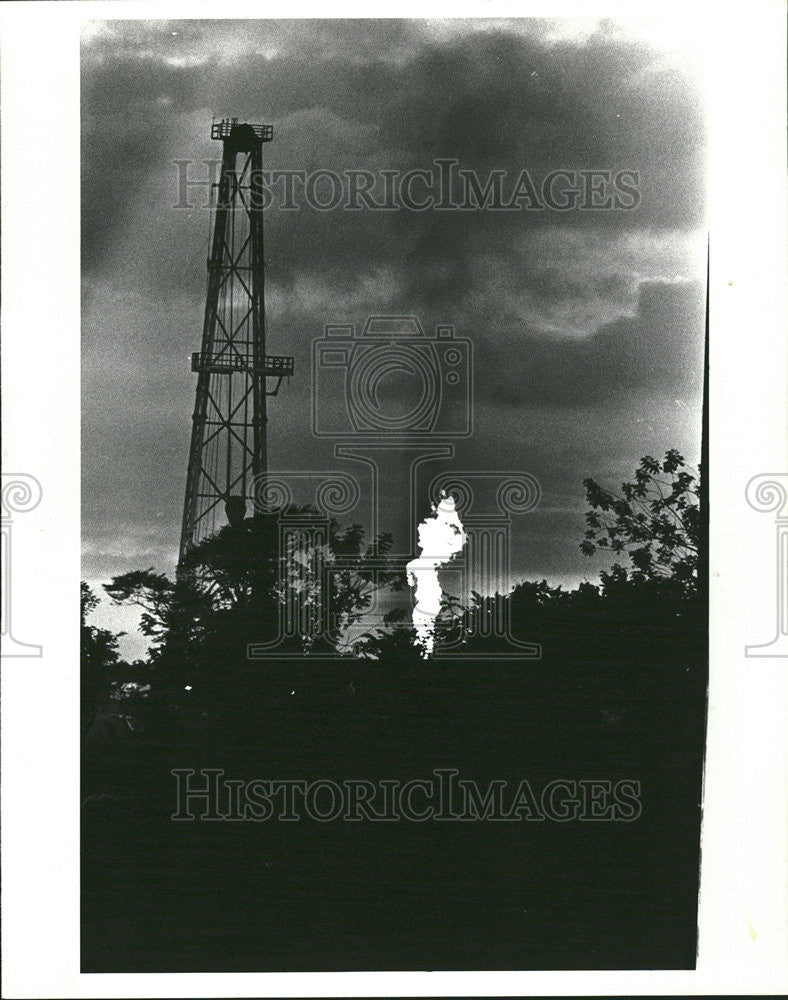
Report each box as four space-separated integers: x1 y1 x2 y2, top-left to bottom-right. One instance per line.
1 2 787 997
79 16 708 973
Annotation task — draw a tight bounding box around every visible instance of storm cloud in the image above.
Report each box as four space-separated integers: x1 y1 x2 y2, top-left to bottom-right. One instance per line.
81 18 707 642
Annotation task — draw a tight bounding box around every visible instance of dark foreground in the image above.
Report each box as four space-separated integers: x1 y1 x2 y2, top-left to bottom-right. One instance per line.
82 648 706 972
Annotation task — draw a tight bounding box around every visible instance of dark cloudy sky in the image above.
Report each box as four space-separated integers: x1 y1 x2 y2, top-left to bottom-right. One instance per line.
81 18 706 653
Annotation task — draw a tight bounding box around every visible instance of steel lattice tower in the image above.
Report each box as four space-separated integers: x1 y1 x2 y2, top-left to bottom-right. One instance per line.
179 118 293 562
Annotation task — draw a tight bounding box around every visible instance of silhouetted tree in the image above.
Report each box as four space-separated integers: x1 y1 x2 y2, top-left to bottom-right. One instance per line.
103 569 211 666
178 509 405 655
105 511 406 695
581 449 700 597
81 581 121 732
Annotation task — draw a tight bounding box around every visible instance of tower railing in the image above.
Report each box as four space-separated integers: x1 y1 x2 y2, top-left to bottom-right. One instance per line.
179 118 291 561
191 351 294 376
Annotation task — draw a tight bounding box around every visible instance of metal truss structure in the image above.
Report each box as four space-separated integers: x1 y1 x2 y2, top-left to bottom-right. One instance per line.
179 118 293 561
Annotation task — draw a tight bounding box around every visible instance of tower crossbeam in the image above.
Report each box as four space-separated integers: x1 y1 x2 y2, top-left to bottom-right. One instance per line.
179 118 294 561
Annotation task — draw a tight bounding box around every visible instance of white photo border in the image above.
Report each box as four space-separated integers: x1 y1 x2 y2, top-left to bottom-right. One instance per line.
1 0 786 996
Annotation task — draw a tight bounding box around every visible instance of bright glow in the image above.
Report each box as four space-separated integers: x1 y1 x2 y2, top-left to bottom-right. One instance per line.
407 494 466 657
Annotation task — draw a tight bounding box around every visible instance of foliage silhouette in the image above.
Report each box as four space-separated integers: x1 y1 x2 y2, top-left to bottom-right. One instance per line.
104 508 405 706
98 453 705 678
82 456 708 972
81 581 121 733
580 449 700 597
